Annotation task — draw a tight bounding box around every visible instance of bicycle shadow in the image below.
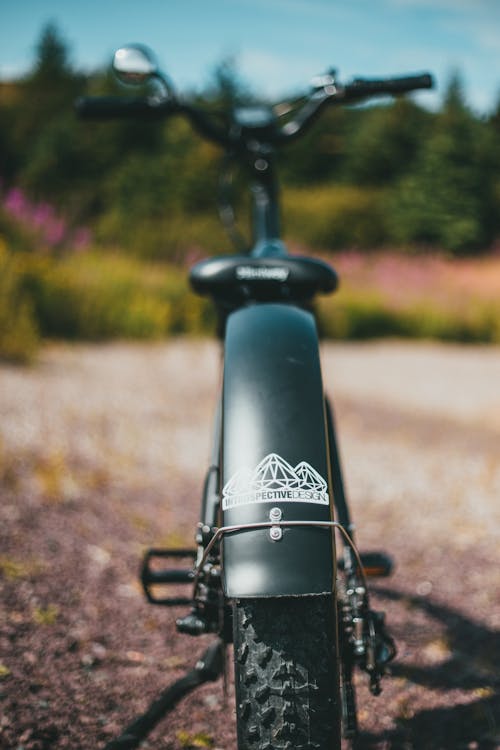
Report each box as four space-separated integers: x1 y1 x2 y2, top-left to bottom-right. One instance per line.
355 586 500 749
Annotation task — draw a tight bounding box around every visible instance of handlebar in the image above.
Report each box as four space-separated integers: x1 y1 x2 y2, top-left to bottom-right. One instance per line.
278 72 433 141
75 94 231 146
343 73 433 101
75 70 434 148
75 95 175 119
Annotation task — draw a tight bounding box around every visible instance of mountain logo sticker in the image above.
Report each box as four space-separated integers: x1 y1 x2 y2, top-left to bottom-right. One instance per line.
222 453 329 510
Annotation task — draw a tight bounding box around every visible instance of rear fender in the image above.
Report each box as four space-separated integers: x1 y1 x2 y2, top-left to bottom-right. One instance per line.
221 303 335 597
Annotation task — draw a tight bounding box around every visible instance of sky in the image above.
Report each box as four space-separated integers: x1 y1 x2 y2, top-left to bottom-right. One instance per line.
1 0 499 113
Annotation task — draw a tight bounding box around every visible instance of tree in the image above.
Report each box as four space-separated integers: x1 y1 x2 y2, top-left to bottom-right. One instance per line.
201 57 253 109
6 23 86 189
390 74 493 253
342 98 432 186
484 91 500 240
280 106 349 186
24 21 84 108
31 21 73 82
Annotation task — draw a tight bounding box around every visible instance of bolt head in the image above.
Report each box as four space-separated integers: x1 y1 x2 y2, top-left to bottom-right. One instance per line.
269 526 283 541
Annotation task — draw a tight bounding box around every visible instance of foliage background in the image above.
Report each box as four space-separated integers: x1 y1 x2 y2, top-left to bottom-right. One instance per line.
1 24 500 361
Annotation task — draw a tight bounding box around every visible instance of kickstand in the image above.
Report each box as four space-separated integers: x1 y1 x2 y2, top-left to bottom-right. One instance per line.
104 639 224 750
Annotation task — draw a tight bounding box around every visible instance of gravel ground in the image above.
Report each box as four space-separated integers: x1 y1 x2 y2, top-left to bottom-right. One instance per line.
0 340 499 750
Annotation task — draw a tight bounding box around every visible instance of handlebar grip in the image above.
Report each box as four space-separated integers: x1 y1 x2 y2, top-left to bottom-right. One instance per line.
345 73 434 99
75 95 174 119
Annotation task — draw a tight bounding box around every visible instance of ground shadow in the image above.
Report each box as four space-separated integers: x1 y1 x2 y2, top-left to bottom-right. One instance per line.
355 586 500 749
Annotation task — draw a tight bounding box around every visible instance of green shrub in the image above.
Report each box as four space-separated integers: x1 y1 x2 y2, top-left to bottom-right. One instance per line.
37 255 169 339
95 210 229 263
283 186 389 250
6 247 500 348
0 241 39 363
318 289 409 340
18 251 214 341
318 287 500 343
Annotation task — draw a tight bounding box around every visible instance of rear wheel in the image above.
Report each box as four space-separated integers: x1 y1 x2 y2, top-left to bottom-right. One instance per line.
233 595 342 750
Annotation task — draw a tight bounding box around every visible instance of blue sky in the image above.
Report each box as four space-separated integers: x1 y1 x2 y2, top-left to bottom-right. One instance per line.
1 0 499 113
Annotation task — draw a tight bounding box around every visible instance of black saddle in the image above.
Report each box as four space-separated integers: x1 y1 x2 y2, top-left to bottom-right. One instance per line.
189 255 338 304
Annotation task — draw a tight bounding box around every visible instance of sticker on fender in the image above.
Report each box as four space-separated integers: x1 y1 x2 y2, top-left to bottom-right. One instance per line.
222 452 329 510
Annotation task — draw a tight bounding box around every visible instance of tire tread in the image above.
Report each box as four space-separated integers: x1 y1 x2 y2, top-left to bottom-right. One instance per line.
233 596 341 750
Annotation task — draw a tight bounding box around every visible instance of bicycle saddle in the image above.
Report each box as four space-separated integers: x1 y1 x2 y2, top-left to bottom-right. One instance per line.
190 255 338 302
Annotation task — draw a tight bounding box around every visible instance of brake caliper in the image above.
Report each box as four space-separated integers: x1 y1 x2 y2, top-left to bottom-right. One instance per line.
340 579 396 695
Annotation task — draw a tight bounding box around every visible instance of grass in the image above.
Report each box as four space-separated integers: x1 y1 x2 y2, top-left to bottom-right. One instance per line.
0 240 39 363
0 555 45 580
11 249 214 344
2 243 500 365
317 250 500 343
32 604 59 626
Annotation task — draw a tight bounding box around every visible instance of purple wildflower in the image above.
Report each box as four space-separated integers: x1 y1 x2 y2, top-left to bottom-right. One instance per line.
4 187 29 221
1 184 91 252
43 218 66 247
72 227 92 251
31 202 55 229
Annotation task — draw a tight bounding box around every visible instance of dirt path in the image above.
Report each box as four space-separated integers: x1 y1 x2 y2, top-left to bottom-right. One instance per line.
0 341 499 749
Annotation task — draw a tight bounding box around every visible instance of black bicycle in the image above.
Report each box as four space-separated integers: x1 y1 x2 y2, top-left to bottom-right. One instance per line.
77 48 433 750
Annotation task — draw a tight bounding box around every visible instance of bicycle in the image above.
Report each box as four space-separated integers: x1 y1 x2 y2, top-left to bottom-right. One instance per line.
76 47 433 750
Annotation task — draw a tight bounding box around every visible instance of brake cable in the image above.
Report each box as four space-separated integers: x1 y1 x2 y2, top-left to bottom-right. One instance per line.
217 151 249 253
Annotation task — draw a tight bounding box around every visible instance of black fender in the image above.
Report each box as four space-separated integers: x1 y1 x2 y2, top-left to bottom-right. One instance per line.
221 303 335 597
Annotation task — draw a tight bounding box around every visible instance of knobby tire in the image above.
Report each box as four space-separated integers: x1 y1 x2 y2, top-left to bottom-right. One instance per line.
232 595 342 750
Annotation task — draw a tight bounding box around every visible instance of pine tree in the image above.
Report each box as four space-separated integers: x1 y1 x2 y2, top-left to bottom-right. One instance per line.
390 73 492 253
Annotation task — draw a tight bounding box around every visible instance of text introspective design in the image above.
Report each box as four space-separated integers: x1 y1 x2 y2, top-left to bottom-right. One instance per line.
222 453 329 510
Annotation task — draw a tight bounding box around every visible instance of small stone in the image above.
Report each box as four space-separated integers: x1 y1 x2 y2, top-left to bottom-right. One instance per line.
416 580 433 596
101 722 121 735
80 654 95 667
125 650 144 663
116 583 139 598
91 642 107 661
203 693 220 709
86 545 111 566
